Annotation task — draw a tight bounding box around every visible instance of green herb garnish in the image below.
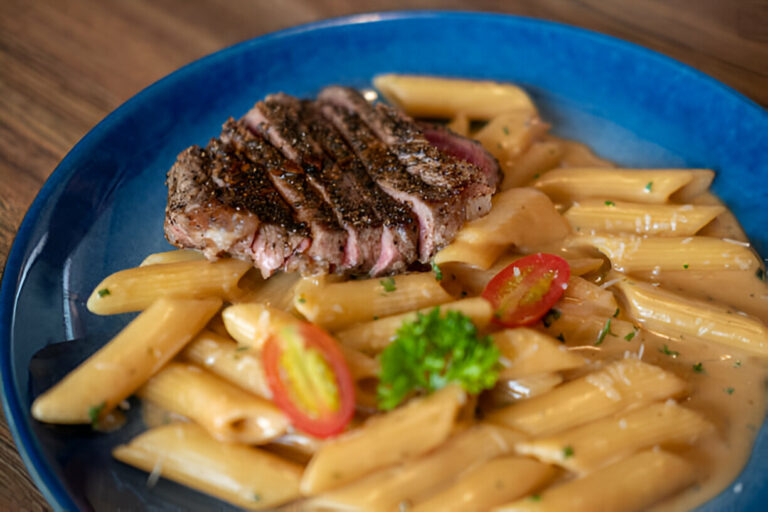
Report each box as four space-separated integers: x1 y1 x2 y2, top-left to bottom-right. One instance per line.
692 362 704 373
380 277 397 293
502 125 510 135
659 344 679 357
556 333 566 343
533 173 541 180
377 307 500 410
563 445 575 458
297 296 307 304
605 200 615 207
624 330 637 341
613 308 620 318
734 360 742 368
595 318 616 345
97 288 111 298
430 261 443 281
235 346 251 353
88 402 106 428
542 308 561 328
683 264 689 269
645 181 653 192
757 268 765 281
725 386 735 395
529 495 542 502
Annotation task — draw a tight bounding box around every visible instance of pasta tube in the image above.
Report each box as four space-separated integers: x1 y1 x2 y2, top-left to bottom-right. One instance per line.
412 456 557 512
555 137 615 168
335 298 492 354
501 140 564 190
180 330 271 399
294 272 453 330
576 235 761 272
139 249 205 266
494 449 695 512
486 360 687 436
113 423 302 510
616 279 768 356
87 258 250 315
493 328 585 379
32 297 221 424
374 74 536 120
565 200 724 236
516 401 712 474
306 424 524 512
234 270 300 310
533 168 713 204
473 110 549 165
222 303 298 350
301 384 466 494
137 362 288 444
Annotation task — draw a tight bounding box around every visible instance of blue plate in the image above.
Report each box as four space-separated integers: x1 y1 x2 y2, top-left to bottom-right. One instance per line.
1 11 766 511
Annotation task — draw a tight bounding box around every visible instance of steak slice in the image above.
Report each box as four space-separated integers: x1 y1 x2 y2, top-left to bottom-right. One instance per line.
221 117 347 274
244 96 380 272
319 101 465 262
418 122 502 190
318 86 496 199
165 140 311 277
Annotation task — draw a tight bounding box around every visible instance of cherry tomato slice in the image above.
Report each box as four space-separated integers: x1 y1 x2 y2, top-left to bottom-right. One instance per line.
482 253 571 327
263 322 355 438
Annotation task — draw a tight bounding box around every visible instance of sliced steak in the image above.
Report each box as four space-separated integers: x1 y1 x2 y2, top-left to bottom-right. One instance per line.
320 101 466 262
244 96 380 272
418 122 502 190
222 117 347 274
318 86 496 198
165 140 311 277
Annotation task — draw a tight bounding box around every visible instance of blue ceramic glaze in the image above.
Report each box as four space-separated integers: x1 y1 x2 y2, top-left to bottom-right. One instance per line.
1 11 766 511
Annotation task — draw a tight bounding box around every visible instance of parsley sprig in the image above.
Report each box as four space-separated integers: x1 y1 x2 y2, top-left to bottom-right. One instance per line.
377 307 500 410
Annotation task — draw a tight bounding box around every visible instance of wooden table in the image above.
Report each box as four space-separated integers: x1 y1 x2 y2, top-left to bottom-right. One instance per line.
1 0 766 509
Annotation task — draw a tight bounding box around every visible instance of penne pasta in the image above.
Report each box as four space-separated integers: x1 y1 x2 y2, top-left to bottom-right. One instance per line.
533 168 713 204
493 449 695 512
554 137 615 168
139 248 205 266
374 74 536 120
234 270 301 310
32 297 221 424
616 279 768 356
294 272 453 330
113 423 302 510
335 297 492 354
565 200 724 236
300 385 466 494
486 373 565 407
87 258 250 315
473 110 549 167
221 303 298 350
412 456 558 512
486 360 687 436
501 140 564 190
558 275 618 318
516 400 713 474
575 235 761 273
435 188 569 269
306 424 524 512
180 329 271 399
493 328 586 379
447 112 470 136
137 362 288 444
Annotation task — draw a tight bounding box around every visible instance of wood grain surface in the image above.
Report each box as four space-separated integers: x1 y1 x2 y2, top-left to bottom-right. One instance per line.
0 0 766 509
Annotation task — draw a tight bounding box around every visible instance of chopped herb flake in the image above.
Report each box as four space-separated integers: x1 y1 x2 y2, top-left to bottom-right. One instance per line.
297 296 307 304
97 288 111 298
502 125 510 135
692 362 704 373
605 200 616 207
253 493 261 502
645 181 653 192
373 316 379 321
533 173 541 179
734 360 742 368
380 277 397 293
757 268 765 281
563 445 575 458
88 402 106 428
613 308 620 318
683 264 689 269
542 308 561 327
659 344 680 357
624 330 637 341
595 318 616 345
725 386 735 395
430 261 443 281
556 333 566 343
529 494 542 502
235 346 250 352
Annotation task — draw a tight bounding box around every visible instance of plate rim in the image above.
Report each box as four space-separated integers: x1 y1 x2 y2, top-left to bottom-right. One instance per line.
1 9 765 510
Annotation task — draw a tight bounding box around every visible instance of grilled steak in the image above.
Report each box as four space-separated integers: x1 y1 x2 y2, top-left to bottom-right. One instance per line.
165 86 500 275
165 139 311 277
